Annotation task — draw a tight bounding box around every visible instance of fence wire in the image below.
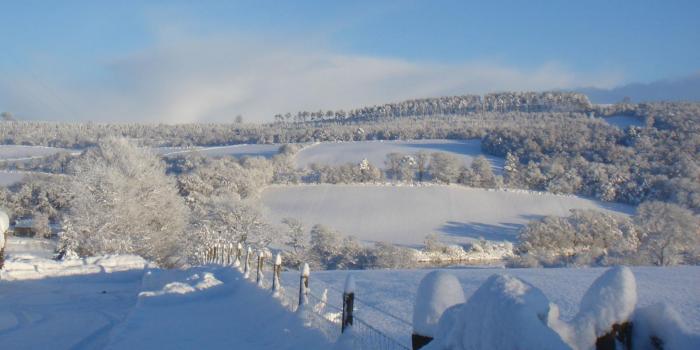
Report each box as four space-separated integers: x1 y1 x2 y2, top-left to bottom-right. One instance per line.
202 245 411 350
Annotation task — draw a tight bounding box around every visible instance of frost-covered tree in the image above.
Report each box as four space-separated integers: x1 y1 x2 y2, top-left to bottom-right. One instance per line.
385 153 403 181
61 137 190 266
32 212 51 238
282 217 308 268
516 209 639 267
466 156 497 188
429 152 461 184
415 151 429 182
308 224 343 269
636 201 700 266
503 152 521 187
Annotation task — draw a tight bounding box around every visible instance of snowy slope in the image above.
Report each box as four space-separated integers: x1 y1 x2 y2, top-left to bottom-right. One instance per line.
294 139 504 173
261 184 634 246
106 267 330 350
0 145 78 161
156 144 280 159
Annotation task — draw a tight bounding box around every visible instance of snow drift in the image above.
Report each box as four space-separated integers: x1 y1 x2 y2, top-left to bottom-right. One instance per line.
413 271 465 338
0 255 147 280
549 266 637 350
633 302 700 350
425 274 570 350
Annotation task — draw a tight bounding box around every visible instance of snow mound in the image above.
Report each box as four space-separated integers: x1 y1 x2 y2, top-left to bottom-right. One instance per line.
550 266 637 350
0 254 147 280
413 271 465 337
425 274 569 350
633 303 700 350
139 271 223 297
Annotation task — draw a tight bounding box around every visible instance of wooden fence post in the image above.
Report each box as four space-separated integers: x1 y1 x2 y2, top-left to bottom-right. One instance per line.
342 274 355 333
596 322 633 350
233 243 242 268
298 263 309 309
243 246 252 279
272 253 282 295
256 250 265 286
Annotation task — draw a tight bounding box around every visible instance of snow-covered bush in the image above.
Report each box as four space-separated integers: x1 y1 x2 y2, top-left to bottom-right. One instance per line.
514 209 640 267
426 274 570 350
548 266 637 350
60 137 190 267
413 271 465 338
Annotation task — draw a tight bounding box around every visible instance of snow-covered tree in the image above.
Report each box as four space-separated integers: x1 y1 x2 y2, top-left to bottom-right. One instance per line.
31 212 51 238
503 152 520 187
429 152 461 184
636 201 700 266
282 217 308 268
61 137 190 267
415 151 430 182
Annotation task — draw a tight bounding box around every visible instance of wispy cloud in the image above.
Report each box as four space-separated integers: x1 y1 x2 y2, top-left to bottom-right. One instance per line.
0 33 623 123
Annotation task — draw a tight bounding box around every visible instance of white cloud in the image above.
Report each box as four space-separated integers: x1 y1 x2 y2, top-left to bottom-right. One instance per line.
0 34 623 123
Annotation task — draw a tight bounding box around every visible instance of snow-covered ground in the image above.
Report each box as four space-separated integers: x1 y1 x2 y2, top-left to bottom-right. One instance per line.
1 237 698 349
0 170 27 186
0 145 78 161
294 139 504 173
260 184 634 247
0 237 328 349
155 144 281 159
280 266 700 348
602 115 645 129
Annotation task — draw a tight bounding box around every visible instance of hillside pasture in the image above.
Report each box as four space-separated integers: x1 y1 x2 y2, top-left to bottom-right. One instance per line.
260 184 634 247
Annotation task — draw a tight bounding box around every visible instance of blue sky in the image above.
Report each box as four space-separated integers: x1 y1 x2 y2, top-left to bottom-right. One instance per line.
1 0 698 122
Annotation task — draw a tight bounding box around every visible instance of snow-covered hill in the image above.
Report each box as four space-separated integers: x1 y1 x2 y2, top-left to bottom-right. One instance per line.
261 184 634 246
294 139 504 173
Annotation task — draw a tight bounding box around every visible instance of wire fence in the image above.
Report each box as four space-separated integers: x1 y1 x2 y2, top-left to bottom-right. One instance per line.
201 243 411 350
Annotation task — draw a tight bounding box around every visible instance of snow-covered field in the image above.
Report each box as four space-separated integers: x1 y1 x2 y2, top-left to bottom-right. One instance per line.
0 171 27 186
155 144 281 159
0 145 78 161
1 236 698 349
602 115 645 129
294 139 504 173
260 184 634 246
280 266 700 348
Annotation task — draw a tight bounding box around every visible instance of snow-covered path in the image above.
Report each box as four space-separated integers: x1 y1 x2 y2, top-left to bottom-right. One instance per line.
0 270 145 349
0 238 329 350
106 267 330 350
0 265 330 350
